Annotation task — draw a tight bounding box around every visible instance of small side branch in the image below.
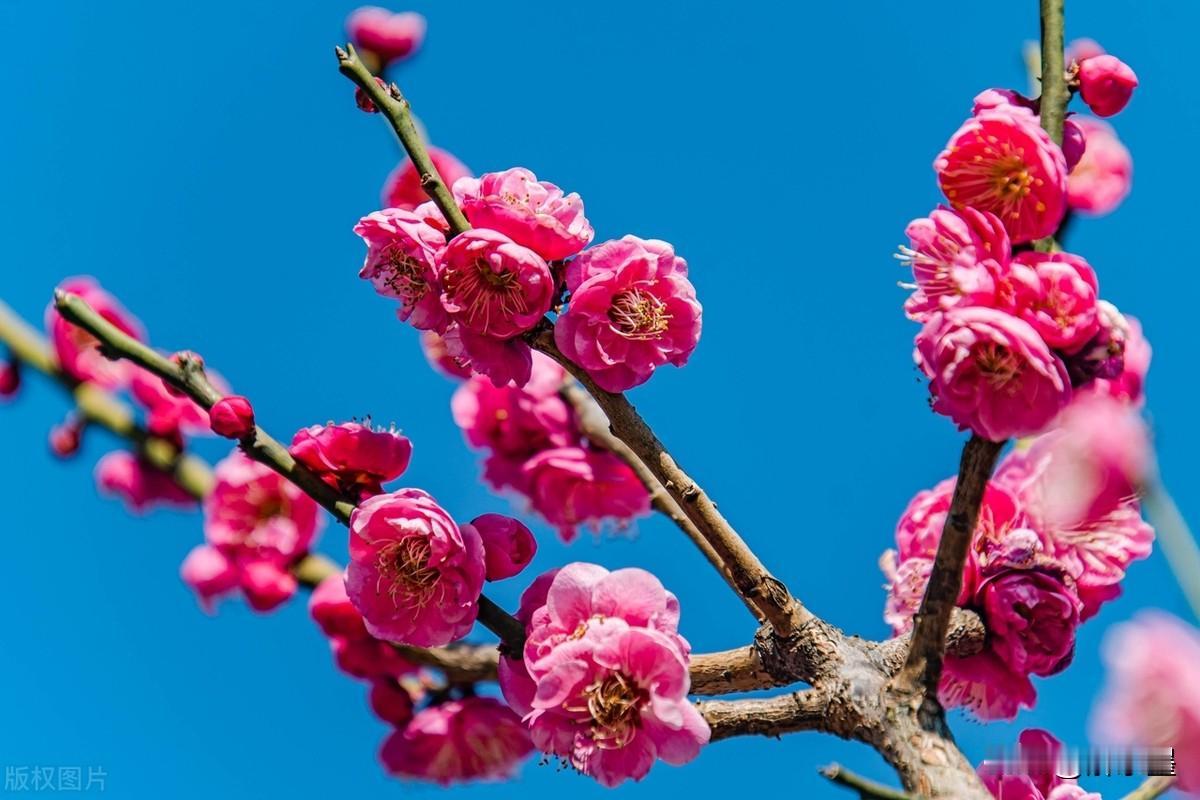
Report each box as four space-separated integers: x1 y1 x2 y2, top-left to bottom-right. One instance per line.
698 689 831 741
1120 776 1175 800
335 44 470 236
51 291 526 652
821 764 919 800
898 435 1003 697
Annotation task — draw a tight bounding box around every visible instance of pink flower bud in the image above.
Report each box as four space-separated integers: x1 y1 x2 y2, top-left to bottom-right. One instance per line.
1077 55 1138 117
180 545 239 613
209 395 255 439
49 417 83 458
468 513 537 581
239 560 298 613
368 679 415 727
355 77 388 113
0 359 20 398
346 7 426 66
309 573 368 639
979 569 1080 677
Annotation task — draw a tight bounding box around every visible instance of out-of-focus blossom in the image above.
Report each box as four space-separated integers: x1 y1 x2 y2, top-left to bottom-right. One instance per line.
47 277 145 389
421 329 472 379
382 147 472 212
522 447 651 541
0 359 21 399
95 450 195 512
1067 117 1132 216
369 679 415 727
346 7 426 66
379 697 533 785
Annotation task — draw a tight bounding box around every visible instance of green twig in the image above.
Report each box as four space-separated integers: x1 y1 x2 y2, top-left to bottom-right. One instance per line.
1035 0 1067 254
1120 776 1175 800
820 764 920 800
336 44 471 237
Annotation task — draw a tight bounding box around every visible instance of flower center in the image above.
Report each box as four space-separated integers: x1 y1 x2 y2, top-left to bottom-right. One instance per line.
377 536 440 607
444 258 529 332
975 342 1022 391
584 672 646 748
608 289 671 340
382 247 428 307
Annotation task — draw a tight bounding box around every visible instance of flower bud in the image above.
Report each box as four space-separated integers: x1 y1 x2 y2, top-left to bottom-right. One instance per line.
0 359 21 399
345 7 426 66
49 417 84 458
240 560 298 612
209 395 255 439
468 513 537 581
1077 55 1138 117
369 679 415 727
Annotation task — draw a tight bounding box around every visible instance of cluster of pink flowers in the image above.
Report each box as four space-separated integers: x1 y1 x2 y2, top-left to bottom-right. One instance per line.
357 164 702 392
883 390 1154 720
1091 611 1200 795
450 349 650 540
977 729 1102 800
181 451 324 611
309 573 535 784
908 58 1140 440
500 563 710 786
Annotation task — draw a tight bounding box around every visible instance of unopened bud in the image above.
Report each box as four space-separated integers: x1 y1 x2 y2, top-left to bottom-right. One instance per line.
209 395 256 439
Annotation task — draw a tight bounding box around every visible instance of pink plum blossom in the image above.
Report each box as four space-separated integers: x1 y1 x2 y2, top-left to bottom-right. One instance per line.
1077 55 1138 117
914 306 1072 441
95 451 195 512
1065 300 1130 388
439 228 554 339
1092 612 1200 793
290 421 413 499
468 513 537 581
47 277 145 389
0 359 19 398
451 351 572 492
459 167 594 261
555 236 702 392
522 447 651 541
346 489 485 647
345 7 425 65
979 569 1080 677
309 573 369 639
180 545 239 612
1067 38 1106 64
978 729 1102 800
239 560 299 612
899 205 1010 321
420 329 473 379
368 679 415 727
1067 117 1133 215
969 88 1085 172
382 147 472 211
204 451 323 565
380 697 533 785
355 208 448 331
446 324 537 387
500 564 707 787
1084 313 1150 406
1012 251 1100 352
940 650 1038 721
935 109 1068 243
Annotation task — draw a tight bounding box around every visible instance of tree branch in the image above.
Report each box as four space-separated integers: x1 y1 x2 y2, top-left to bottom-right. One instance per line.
820 764 919 800
336 44 471 237
897 434 1003 698
51 290 526 651
559 378 765 622
1035 0 1067 254
530 327 810 638
698 689 832 741
1120 776 1174 800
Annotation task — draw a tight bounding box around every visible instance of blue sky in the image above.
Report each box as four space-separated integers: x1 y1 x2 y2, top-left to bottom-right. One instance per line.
0 1 1196 797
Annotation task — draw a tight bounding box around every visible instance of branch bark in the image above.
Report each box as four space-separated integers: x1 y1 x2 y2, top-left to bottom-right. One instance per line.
698 689 832 741
51 290 527 651
897 434 1003 698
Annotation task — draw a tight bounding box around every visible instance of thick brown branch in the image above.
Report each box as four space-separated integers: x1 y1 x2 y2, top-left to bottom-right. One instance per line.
877 608 987 675
51 291 526 652
393 642 500 684
689 646 786 695
898 435 1003 697
698 689 832 741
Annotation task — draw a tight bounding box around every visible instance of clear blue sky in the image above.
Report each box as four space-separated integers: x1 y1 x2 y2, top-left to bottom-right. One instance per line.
0 1 1195 797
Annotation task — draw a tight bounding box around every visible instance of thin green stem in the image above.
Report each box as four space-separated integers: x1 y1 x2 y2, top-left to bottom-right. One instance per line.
820 764 920 800
1035 0 1067 254
336 44 471 237
51 291 525 650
